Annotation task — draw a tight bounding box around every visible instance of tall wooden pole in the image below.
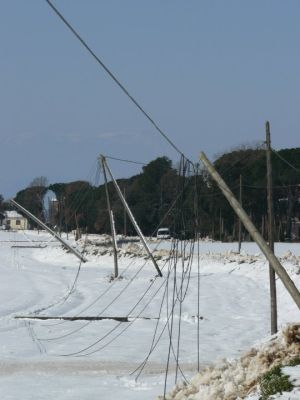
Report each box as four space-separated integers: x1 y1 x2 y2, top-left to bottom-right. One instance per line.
123 187 127 236
238 174 243 253
59 196 63 236
219 209 222 241
266 121 278 334
199 152 300 309
101 156 119 278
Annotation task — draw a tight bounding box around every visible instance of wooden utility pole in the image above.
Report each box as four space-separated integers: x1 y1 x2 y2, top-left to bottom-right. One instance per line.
110 210 118 260
101 156 162 277
219 209 222 241
101 156 119 278
123 187 127 236
238 174 243 253
266 121 278 334
59 196 63 237
10 199 87 263
75 212 80 241
199 152 300 309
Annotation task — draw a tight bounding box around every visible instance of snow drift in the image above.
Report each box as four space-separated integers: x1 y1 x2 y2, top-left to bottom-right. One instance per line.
158 324 300 400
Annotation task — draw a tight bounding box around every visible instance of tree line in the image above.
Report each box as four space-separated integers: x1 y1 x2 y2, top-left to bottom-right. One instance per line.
10 147 300 241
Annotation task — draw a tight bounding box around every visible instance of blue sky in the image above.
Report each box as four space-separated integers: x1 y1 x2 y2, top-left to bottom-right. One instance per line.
1 1 300 198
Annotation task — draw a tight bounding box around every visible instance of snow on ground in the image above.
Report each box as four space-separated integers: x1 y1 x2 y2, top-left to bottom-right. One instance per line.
160 324 300 400
149 238 300 257
0 231 299 399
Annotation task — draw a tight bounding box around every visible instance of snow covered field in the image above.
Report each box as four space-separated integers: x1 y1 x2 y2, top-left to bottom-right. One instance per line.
0 231 299 399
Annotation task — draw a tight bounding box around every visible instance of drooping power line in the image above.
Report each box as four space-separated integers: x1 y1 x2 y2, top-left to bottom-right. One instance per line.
45 0 187 160
271 148 300 174
104 155 146 166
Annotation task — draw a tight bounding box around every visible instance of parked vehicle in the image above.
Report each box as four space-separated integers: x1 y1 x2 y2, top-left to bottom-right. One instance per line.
156 227 171 239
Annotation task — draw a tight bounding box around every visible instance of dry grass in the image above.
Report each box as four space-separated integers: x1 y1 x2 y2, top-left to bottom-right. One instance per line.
158 324 300 400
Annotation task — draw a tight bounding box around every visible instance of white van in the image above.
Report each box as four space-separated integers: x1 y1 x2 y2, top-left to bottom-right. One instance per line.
156 227 171 239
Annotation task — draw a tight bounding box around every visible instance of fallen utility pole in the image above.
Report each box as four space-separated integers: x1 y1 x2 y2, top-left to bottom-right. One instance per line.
10 199 87 263
101 156 163 277
15 315 159 322
101 155 119 278
11 244 46 249
266 121 278 334
199 152 300 310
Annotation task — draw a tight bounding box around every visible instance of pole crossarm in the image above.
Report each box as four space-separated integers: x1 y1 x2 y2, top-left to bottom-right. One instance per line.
199 151 300 309
10 199 87 263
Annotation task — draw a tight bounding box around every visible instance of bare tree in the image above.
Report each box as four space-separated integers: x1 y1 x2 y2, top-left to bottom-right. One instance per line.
29 176 48 188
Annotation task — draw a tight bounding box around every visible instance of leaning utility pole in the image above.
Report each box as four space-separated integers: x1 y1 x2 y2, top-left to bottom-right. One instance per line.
10 199 87 263
266 121 278 334
238 174 243 253
199 152 300 310
100 156 119 278
101 156 162 277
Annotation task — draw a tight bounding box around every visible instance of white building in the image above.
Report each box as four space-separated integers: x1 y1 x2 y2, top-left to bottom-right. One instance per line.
3 211 28 230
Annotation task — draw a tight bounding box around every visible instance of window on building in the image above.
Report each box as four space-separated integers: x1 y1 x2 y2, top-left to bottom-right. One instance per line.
6 220 10 225
16 220 21 225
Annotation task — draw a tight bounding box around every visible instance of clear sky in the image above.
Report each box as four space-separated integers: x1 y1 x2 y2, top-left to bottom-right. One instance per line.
1 0 300 198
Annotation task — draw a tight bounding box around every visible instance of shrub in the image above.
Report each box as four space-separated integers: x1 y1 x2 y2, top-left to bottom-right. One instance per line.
259 364 293 400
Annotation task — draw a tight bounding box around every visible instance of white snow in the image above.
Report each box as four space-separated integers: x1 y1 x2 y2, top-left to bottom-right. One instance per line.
0 231 299 399
162 325 300 400
3 211 23 219
282 365 300 386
